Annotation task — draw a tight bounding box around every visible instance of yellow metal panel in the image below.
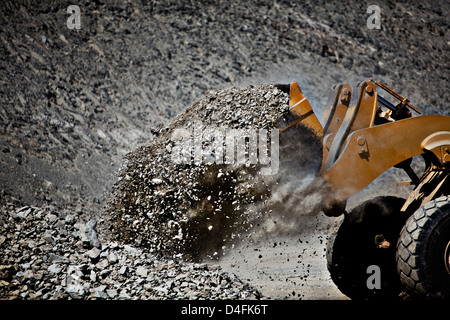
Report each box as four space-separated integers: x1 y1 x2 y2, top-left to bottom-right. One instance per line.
421 131 450 163
322 81 378 172
318 83 351 175
321 115 450 202
285 81 323 138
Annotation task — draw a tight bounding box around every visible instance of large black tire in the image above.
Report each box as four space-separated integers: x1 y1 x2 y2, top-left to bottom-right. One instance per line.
396 196 450 300
327 196 407 300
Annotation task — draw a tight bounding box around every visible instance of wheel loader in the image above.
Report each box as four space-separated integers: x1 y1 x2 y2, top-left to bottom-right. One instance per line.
275 79 450 300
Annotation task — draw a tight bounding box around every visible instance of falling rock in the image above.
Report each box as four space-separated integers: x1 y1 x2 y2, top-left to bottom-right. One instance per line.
42 231 54 243
0 265 16 282
118 292 131 300
0 236 5 246
66 284 85 299
46 213 58 224
151 178 163 185
108 252 118 264
90 270 97 282
47 264 62 274
16 207 32 219
65 214 75 225
106 289 118 299
93 285 108 299
153 286 168 295
87 247 101 262
119 266 127 275
50 254 70 264
80 219 101 249
135 266 148 277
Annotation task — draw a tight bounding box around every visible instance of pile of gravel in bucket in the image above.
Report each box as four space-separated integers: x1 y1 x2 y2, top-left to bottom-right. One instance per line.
107 84 322 261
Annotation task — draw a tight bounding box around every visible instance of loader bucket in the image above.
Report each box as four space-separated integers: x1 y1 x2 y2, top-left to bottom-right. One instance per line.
277 81 323 185
280 82 324 138
272 82 329 214
275 81 325 181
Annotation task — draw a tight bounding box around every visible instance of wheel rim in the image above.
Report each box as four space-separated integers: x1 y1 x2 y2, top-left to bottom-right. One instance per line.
327 196 407 299
445 241 450 275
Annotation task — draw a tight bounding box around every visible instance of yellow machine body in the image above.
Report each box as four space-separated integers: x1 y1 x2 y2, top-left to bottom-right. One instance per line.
282 79 450 216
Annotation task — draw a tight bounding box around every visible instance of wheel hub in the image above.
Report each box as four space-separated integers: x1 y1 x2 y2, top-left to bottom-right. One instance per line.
375 234 391 249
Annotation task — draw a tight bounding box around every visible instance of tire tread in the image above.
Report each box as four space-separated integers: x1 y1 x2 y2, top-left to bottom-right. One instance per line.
396 195 450 299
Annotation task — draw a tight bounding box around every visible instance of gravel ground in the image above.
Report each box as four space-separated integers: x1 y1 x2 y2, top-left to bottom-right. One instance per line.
0 204 261 300
218 233 347 300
